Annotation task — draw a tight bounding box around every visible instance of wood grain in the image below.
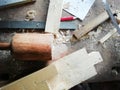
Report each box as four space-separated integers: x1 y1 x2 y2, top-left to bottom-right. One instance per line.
45 0 63 33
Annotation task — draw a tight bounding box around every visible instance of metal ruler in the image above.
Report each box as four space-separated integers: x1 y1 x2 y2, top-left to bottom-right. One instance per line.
102 0 120 34
0 0 36 9
0 21 77 30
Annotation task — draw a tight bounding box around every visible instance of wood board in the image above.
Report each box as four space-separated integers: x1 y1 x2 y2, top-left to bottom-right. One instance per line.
1 48 103 90
45 0 63 33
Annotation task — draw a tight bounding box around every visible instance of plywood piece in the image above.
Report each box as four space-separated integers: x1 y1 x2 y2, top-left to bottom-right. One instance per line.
1 65 57 90
46 48 103 90
73 11 110 40
45 0 63 33
88 51 103 64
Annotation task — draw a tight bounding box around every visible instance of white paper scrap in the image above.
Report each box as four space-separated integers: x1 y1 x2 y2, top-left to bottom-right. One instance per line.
63 0 95 20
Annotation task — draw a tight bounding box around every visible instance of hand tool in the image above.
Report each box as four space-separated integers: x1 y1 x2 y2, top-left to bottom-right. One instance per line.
102 0 120 34
0 33 54 61
0 0 36 9
0 21 77 30
60 16 77 21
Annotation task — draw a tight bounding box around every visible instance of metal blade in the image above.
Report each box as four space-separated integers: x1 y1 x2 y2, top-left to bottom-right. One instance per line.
102 0 120 34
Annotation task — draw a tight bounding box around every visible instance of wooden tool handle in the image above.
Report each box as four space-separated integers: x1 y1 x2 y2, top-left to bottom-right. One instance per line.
0 43 11 50
12 33 54 61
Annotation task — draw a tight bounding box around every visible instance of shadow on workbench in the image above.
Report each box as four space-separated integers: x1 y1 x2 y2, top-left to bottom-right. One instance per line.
70 81 120 90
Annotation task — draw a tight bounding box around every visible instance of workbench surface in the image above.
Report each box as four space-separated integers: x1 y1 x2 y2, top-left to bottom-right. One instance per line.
0 0 120 87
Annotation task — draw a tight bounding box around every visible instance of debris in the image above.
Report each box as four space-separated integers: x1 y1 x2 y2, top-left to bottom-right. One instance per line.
25 10 37 21
99 25 120 44
55 30 72 44
99 29 117 44
61 16 77 21
111 69 119 76
72 11 111 41
0 33 54 61
115 10 120 24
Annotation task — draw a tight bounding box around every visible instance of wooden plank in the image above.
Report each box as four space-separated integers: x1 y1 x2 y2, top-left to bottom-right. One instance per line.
63 0 95 20
73 11 110 40
1 48 103 90
1 65 58 90
46 48 103 90
99 25 120 44
45 0 63 33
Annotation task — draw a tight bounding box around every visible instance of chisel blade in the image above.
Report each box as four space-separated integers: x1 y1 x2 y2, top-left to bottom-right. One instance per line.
102 0 120 34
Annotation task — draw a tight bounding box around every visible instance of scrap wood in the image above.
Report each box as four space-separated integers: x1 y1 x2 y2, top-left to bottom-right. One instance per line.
45 0 63 33
1 48 103 90
0 21 77 30
47 49 103 90
72 11 111 41
99 25 120 44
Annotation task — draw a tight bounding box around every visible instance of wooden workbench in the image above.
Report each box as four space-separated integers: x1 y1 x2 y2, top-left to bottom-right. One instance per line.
0 0 120 88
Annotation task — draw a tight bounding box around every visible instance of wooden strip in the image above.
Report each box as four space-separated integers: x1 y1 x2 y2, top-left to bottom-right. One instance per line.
99 29 117 44
0 42 10 50
73 11 110 40
1 65 58 90
45 0 63 33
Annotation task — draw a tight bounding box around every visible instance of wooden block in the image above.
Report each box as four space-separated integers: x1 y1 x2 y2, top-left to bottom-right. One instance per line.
45 0 63 33
1 65 58 90
46 48 103 90
73 11 110 40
